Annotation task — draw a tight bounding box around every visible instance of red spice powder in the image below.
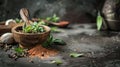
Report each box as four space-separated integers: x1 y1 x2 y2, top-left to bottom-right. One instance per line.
28 44 58 59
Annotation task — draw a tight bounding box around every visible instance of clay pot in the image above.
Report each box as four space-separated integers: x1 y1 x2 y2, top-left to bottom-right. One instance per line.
12 24 51 48
106 19 120 31
102 0 120 31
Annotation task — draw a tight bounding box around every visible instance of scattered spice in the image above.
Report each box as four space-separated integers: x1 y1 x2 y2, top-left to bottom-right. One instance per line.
28 45 58 59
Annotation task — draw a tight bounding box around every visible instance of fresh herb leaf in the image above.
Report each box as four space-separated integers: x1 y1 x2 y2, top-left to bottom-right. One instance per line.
53 39 66 45
43 35 54 47
32 22 38 26
97 12 103 30
50 27 61 32
70 53 84 58
53 14 57 18
38 20 46 25
52 14 60 22
15 47 24 54
46 17 51 21
15 18 21 23
23 22 45 33
23 26 32 33
45 14 60 22
51 59 63 65
43 34 66 47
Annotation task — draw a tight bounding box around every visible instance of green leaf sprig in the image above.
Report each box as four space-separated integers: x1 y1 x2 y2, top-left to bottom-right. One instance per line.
43 34 66 47
51 59 63 65
96 12 103 30
46 14 60 22
23 22 45 33
15 18 21 23
70 53 84 58
14 47 24 54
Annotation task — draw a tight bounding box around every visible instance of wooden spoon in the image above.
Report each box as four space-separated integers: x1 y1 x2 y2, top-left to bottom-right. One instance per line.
51 21 69 27
20 8 32 26
32 18 69 27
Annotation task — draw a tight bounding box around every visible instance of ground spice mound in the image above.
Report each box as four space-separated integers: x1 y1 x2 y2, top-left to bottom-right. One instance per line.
28 45 58 59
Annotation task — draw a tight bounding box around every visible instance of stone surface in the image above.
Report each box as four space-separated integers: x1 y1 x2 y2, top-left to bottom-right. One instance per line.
0 23 120 67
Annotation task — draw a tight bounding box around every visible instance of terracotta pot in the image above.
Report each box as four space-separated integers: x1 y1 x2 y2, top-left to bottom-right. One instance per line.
12 24 51 48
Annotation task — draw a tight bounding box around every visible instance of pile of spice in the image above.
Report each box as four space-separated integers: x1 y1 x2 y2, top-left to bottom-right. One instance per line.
28 45 58 59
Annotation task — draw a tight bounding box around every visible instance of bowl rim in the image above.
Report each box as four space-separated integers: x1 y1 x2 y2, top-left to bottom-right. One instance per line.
12 24 51 35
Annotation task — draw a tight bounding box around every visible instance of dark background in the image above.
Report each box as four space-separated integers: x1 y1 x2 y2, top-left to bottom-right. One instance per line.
0 0 104 23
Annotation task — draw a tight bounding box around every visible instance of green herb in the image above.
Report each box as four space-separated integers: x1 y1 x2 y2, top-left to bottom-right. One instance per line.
70 53 84 58
23 22 45 33
46 14 60 22
23 25 32 33
15 18 21 23
52 14 60 22
46 17 51 21
51 59 63 65
53 39 66 45
50 27 61 32
97 12 103 30
14 47 24 54
38 20 47 25
43 34 66 47
43 35 54 47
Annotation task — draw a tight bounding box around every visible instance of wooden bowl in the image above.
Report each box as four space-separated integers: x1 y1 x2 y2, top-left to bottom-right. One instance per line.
12 24 51 48
0 22 14 36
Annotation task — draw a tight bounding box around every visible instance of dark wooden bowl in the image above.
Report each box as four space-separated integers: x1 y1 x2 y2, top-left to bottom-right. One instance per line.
0 22 12 36
12 24 51 48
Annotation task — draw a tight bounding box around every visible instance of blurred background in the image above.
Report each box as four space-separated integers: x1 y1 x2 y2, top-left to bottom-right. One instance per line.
0 0 104 23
